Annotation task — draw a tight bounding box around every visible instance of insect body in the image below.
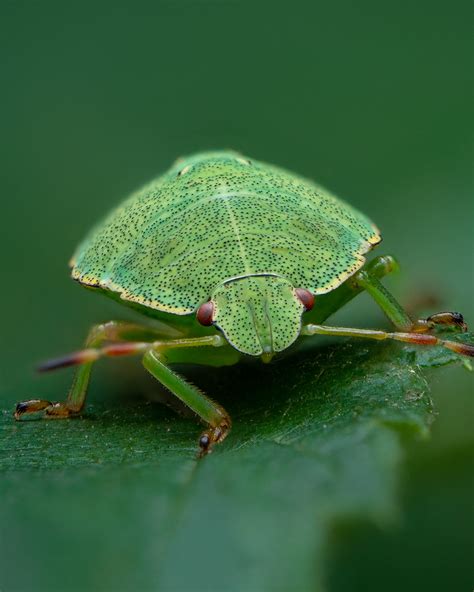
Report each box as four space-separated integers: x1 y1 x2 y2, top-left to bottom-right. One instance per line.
16 151 474 454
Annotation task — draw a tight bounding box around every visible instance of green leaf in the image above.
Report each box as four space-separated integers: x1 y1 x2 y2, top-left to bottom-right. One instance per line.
0 335 472 592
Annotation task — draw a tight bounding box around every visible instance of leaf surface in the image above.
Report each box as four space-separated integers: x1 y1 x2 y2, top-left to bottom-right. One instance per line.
0 335 472 591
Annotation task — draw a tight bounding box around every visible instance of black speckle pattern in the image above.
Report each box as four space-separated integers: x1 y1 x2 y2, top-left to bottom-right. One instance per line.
71 151 380 314
212 276 305 356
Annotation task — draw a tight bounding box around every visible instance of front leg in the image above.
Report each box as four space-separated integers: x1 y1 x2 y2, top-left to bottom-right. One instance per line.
15 326 230 455
142 349 231 456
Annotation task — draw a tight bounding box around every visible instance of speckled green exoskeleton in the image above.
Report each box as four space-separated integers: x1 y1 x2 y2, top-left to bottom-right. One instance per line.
15 151 474 454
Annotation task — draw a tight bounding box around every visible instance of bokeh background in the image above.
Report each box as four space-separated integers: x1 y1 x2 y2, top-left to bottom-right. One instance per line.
1 1 473 591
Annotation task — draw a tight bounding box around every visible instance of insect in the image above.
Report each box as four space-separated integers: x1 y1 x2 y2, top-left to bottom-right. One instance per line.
15 151 474 455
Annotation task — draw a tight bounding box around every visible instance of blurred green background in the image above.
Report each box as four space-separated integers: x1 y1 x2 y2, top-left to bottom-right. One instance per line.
1 1 473 591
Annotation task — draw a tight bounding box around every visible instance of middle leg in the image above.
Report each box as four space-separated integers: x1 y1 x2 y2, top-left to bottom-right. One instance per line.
15 321 161 420
354 268 467 334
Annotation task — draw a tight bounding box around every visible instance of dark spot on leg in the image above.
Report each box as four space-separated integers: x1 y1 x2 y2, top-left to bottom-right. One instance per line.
199 433 210 451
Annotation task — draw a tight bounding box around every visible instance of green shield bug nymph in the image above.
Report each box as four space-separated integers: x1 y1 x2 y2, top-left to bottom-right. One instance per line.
15 151 474 455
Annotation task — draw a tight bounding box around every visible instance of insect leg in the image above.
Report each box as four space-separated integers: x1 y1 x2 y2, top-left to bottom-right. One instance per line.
14 321 168 420
142 348 231 456
354 271 468 333
301 324 474 357
353 270 413 330
311 255 400 324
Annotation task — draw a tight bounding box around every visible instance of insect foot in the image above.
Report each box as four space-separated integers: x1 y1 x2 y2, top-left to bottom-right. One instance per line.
411 311 468 334
426 311 468 332
15 399 53 419
198 420 232 458
14 399 80 420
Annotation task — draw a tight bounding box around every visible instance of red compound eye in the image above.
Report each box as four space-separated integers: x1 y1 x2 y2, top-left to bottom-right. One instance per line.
295 288 315 311
196 301 215 326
